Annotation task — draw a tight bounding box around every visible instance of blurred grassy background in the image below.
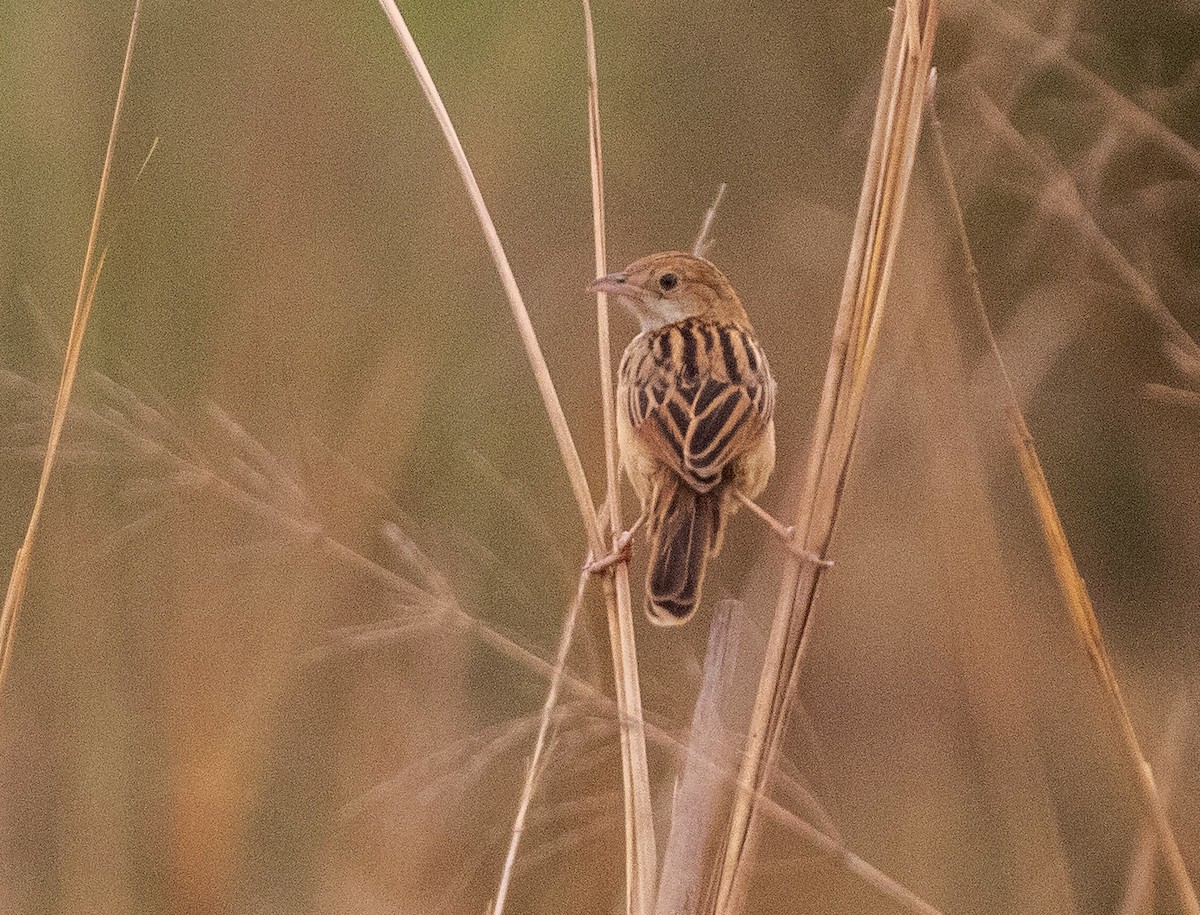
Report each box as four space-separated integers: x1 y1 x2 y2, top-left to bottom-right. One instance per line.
2 1 1198 913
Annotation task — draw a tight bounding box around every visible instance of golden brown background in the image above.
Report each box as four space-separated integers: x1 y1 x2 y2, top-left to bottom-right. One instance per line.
2 1 1198 913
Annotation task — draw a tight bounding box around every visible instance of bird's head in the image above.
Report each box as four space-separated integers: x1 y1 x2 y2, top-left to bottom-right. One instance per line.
589 251 750 332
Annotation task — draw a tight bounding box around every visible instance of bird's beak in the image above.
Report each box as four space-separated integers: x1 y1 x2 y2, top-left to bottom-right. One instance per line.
588 271 633 297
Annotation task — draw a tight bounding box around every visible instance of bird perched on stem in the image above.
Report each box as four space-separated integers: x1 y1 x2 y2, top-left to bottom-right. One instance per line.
591 252 776 625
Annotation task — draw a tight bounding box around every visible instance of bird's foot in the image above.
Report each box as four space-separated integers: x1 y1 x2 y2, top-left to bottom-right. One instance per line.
584 529 634 576
584 511 646 577
788 543 834 568
735 491 833 569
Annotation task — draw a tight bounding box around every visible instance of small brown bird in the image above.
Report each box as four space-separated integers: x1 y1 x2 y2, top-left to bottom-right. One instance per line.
591 252 776 625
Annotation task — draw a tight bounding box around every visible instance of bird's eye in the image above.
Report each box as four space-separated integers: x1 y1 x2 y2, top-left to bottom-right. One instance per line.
659 272 678 292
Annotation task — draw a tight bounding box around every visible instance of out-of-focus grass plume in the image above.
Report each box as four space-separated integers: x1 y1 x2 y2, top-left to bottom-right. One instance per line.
1 2 1197 913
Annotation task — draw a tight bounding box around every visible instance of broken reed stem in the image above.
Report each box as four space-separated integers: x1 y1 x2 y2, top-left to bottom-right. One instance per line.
655 601 738 915
713 3 939 911
492 565 590 915
582 1 658 911
0 0 143 702
376 1 604 557
927 107 1200 915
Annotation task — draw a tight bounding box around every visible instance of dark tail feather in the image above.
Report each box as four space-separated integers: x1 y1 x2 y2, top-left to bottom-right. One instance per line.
645 477 724 626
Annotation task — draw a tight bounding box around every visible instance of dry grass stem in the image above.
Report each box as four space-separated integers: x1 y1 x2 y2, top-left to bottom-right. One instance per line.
322 510 937 912
491 565 589 915
1010 417 1200 915
0 0 144 702
928 106 1200 915
692 183 728 258
307 466 941 915
713 3 939 910
582 1 658 911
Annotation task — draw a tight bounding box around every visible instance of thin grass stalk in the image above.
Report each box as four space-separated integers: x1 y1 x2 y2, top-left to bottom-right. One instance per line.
375 1 604 556
327 521 942 915
713 4 939 911
582 2 658 911
491 565 589 915
1009 417 1199 915
927 107 1200 915
0 0 144 701
692 183 727 258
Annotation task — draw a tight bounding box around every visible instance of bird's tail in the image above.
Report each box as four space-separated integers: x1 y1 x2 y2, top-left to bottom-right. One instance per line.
644 476 726 626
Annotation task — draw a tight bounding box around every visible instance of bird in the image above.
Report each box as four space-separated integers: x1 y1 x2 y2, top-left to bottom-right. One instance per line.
590 251 776 625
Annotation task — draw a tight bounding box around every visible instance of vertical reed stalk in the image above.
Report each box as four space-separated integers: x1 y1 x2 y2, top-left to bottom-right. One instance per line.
378 4 656 911
712 3 939 910
1115 690 1193 915
582 2 658 911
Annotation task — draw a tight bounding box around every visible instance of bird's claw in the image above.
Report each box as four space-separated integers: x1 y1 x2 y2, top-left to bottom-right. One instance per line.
585 529 634 576
789 543 834 568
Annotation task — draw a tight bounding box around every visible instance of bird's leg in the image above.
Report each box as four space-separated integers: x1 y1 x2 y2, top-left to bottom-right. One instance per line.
584 512 647 576
736 491 794 540
734 491 833 568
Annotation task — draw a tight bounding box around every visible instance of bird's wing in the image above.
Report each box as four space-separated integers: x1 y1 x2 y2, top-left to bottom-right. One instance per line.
623 321 773 493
